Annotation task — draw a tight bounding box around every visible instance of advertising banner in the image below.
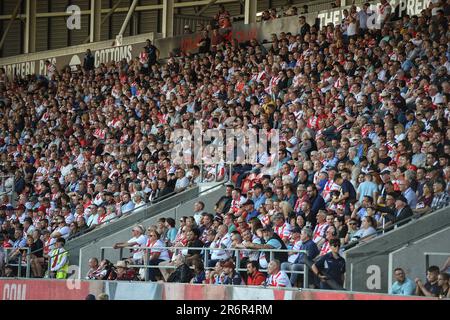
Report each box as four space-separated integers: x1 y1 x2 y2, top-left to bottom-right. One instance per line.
1 43 146 79
0 279 94 300
0 279 438 300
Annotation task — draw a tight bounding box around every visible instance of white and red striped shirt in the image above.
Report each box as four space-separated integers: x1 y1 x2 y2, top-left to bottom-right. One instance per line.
322 179 340 202
94 128 106 140
313 222 328 244
274 222 291 240
139 52 148 65
266 270 291 287
319 240 331 256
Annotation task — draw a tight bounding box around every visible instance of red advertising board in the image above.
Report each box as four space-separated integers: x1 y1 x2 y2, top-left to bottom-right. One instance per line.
0 279 92 300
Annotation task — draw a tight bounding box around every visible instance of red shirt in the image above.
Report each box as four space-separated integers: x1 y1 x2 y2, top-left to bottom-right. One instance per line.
247 271 266 286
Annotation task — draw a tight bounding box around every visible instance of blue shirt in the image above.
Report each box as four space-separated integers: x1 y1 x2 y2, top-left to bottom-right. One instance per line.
266 238 283 249
402 188 418 209
252 194 266 210
167 227 178 244
389 278 416 296
246 209 259 223
121 201 135 214
357 181 378 202
295 239 319 264
13 237 27 249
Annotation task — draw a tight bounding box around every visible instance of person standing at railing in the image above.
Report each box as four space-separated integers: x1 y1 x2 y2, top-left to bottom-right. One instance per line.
113 225 147 265
311 239 346 290
49 237 69 279
83 49 95 72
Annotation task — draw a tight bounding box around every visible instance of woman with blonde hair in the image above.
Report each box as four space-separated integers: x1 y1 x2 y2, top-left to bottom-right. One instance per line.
279 201 293 220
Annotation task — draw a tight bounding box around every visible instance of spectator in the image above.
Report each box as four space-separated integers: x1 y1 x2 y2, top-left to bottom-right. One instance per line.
167 254 193 283
83 49 95 71
113 225 147 264
415 265 441 297
311 239 346 290
114 260 136 281
389 267 416 296
86 257 99 280
265 259 291 287
356 174 379 204
246 260 266 286
437 272 450 299
190 259 206 284
183 25 193 34
281 226 319 287
221 260 242 285
165 218 177 245
350 216 377 243
185 228 204 265
245 226 287 270
431 180 450 210
95 259 116 280
197 31 211 55
144 39 159 66
208 224 232 267
144 229 170 281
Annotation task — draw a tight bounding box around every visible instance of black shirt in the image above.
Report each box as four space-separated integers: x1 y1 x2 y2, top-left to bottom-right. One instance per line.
341 180 356 202
198 37 211 54
315 252 346 286
424 281 440 297
146 45 158 64
187 239 204 256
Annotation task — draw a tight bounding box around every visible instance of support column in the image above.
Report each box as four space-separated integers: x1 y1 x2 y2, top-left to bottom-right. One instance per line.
90 0 102 42
244 0 256 24
24 0 36 53
162 0 174 38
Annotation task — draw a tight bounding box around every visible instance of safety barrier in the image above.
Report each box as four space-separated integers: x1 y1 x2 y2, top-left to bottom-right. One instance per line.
424 252 450 271
99 245 310 288
3 247 31 278
0 278 438 300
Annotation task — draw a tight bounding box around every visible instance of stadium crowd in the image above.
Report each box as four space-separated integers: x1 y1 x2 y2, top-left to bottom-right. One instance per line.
0 1 449 292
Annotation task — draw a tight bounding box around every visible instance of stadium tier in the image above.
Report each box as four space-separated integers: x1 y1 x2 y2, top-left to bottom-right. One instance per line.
0 0 449 301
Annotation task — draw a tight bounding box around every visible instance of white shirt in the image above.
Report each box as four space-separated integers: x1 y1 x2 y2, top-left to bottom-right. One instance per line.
210 233 232 260
288 240 303 263
266 270 292 287
129 234 147 261
147 239 170 261
175 176 190 192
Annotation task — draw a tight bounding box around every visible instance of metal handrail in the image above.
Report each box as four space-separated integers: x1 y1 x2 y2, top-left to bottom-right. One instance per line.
2 247 31 278
424 252 450 271
342 206 442 251
99 245 309 287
